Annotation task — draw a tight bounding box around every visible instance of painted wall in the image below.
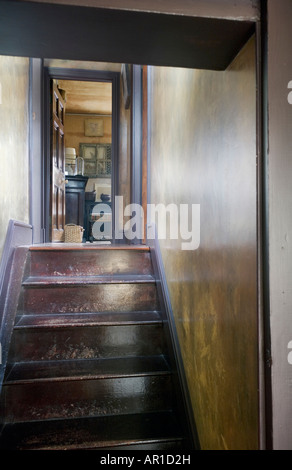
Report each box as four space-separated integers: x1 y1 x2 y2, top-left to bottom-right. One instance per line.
65 114 112 150
0 56 30 261
266 0 292 450
44 59 122 73
149 36 258 450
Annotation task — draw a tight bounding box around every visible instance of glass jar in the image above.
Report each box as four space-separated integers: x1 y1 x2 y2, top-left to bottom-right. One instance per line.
76 156 84 175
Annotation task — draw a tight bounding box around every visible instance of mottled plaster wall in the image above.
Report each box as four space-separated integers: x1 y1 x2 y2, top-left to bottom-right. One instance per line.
0 56 30 260
65 114 112 151
149 37 258 450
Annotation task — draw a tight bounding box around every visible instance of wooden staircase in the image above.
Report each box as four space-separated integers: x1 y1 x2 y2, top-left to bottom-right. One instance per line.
0 245 193 450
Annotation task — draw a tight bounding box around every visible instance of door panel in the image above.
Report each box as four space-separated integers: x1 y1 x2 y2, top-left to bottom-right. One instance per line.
51 81 66 242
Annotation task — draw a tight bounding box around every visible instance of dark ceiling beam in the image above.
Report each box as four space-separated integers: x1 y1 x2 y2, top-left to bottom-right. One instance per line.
0 0 255 70
16 0 261 22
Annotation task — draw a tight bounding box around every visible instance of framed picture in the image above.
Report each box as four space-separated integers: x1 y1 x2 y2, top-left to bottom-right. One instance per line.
80 143 97 160
80 143 111 178
84 118 104 137
121 64 131 109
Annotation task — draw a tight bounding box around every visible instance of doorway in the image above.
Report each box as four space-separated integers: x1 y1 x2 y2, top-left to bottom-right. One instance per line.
43 68 120 244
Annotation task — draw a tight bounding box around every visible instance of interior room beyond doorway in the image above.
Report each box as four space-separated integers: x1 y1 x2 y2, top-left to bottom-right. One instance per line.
56 79 113 242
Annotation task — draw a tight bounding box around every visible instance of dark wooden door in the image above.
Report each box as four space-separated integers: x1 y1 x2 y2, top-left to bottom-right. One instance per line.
50 81 66 242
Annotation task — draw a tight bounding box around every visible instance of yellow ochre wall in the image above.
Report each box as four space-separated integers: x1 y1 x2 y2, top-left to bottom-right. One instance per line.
0 56 30 261
148 37 258 450
64 114 112 151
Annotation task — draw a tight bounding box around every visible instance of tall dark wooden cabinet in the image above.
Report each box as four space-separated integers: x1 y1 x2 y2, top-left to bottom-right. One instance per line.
65 175 88 227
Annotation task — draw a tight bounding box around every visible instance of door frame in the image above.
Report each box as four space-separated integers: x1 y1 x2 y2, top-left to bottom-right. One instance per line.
43 67 120 242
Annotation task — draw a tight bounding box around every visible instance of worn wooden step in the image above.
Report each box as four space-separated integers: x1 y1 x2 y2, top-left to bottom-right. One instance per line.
4 356 170 383
19 283 159 315
14 311 162 328
2 377 174 423
9 322 166 362
22 274 155 286
27 245 153 278
2 357 173 422
100 440 187 450
0 411 185 450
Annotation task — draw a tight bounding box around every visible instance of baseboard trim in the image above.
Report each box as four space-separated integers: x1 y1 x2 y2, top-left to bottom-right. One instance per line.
0 220 32 392
0 220 32 293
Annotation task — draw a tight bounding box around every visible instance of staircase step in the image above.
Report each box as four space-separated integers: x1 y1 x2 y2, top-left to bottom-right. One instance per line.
22 274 155 286
0 245 193 450
14 311 162 328
9 322 166 362
29 244 150 251
5 356 170 383
28 245 153 277
0 412 185 450
2 357 173 422
20 283 159 315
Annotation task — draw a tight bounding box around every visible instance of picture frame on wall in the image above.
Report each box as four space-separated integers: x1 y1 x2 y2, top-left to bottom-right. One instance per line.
80 143 97 160
84 118 104 137
121 64 131 109
79 143 111 178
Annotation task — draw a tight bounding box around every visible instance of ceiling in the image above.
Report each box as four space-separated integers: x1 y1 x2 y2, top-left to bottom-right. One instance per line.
0 1 255 70
57 80 112 115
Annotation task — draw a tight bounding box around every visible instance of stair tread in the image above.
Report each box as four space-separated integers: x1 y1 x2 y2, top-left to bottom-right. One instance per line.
29 244 150 251
0 411 184 450
23 274 156 286
15 311 162 328
4 356 171 384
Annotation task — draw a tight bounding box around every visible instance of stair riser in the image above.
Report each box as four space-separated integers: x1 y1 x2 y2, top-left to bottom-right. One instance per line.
0 441 186 451
20 284 159 315
9 325 166 362
2 375 173 423
0 411 186 450
27 250 153 277
101 441 186 450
